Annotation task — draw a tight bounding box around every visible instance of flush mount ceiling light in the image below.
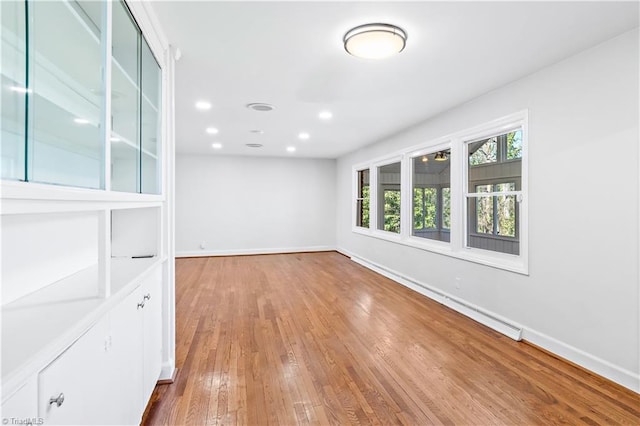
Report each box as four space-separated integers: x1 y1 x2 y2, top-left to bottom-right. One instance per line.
211 143 223 149
344 23 407 59
206 127 219 134
286 146 296 153
246 103 275 112
298 132 310 140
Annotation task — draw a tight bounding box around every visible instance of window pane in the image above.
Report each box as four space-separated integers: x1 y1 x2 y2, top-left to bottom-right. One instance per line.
378 162 400 233
495 182 516 192
475 196 494 234
412 152 450 242
506 130 522 160
383 189 401 233
356 169 370 228
111 0 140 193
468 196 519 255
29 1 104 188
1 1 26 181
141 37 161 194
497 194 516 237
469 138 497 165
424 188 437 228
413 188 424 230
442 187 451 230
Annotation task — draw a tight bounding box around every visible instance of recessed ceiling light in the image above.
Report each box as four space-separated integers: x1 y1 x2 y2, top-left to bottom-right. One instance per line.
246 103 275 112
74 118 89 124
298 132 310 140
195 101 212 110
319 111 332 120
10 86 31 94
344 23 407 59
206 127 219 134
212 143 223 149
246 143 263 148
286 146 296 153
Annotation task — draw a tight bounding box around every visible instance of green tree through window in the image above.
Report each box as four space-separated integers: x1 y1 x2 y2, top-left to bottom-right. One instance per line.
384 189 401 233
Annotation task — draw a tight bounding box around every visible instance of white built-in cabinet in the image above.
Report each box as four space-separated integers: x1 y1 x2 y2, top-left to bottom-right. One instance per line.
0 0 175 424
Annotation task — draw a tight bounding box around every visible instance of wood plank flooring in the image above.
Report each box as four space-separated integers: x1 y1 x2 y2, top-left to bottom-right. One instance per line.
142 252 639 425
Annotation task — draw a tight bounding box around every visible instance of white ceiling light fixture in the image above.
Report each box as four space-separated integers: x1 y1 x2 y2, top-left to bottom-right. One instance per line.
344 23 407 60
206 127 219 134
74 118 89 124
195 101 212 110
246 103 275 112
318 111 332 120
286 146 296 153
211 143 223 149
298 132 310 140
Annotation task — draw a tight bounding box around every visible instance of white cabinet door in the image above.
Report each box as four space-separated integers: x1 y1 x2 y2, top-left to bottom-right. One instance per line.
38 317 110 425
141 267 163 404
1 377 38 424
107 288 144 425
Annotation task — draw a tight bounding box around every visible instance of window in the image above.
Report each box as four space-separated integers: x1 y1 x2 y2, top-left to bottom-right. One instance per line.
411 151 451 242
351 111 527 274
378 162 401 234
356 169 370 228
466 130 522 255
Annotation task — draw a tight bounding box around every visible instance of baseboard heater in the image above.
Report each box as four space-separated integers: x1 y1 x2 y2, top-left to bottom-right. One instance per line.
350 255 523 341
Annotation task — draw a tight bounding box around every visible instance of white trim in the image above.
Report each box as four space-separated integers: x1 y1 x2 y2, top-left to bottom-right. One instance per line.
338 246 640 393
176 246 336 258
522 328 640 393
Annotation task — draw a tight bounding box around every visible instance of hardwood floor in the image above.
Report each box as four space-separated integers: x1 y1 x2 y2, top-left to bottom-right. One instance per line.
142 252 639 425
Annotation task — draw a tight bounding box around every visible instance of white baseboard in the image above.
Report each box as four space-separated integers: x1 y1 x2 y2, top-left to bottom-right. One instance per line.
176 245 335 258
341 248 523 341
337 247 640 394
522 328 640 393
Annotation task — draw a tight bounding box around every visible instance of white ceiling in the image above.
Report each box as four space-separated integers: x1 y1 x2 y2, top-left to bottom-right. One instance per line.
151 1 639 159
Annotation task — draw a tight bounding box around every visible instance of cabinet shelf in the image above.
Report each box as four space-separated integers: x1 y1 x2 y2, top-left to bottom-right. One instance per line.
1 256 164 398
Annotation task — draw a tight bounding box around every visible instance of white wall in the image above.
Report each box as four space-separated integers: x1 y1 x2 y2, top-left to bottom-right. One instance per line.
336 29 639 391
176 154 336 256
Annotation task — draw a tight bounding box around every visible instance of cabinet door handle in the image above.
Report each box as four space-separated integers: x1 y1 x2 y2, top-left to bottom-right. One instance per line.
143 293 151 301
49 393 64 407
137 301 145 309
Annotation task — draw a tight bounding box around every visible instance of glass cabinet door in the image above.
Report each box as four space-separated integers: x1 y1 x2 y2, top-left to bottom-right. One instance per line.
141 38 161 195
111 0 140 193
28 1 105 188
1 1 27 181
1 0 162 194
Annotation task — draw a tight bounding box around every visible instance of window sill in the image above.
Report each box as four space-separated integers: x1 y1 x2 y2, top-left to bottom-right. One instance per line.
352 228 528 275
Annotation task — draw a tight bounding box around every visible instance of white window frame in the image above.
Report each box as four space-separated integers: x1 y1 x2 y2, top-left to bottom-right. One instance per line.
406 140 454 254
351 110 528 275
353 167 370 230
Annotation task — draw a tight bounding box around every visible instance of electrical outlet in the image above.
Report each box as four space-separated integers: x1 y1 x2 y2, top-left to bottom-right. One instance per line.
200 241 206 249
